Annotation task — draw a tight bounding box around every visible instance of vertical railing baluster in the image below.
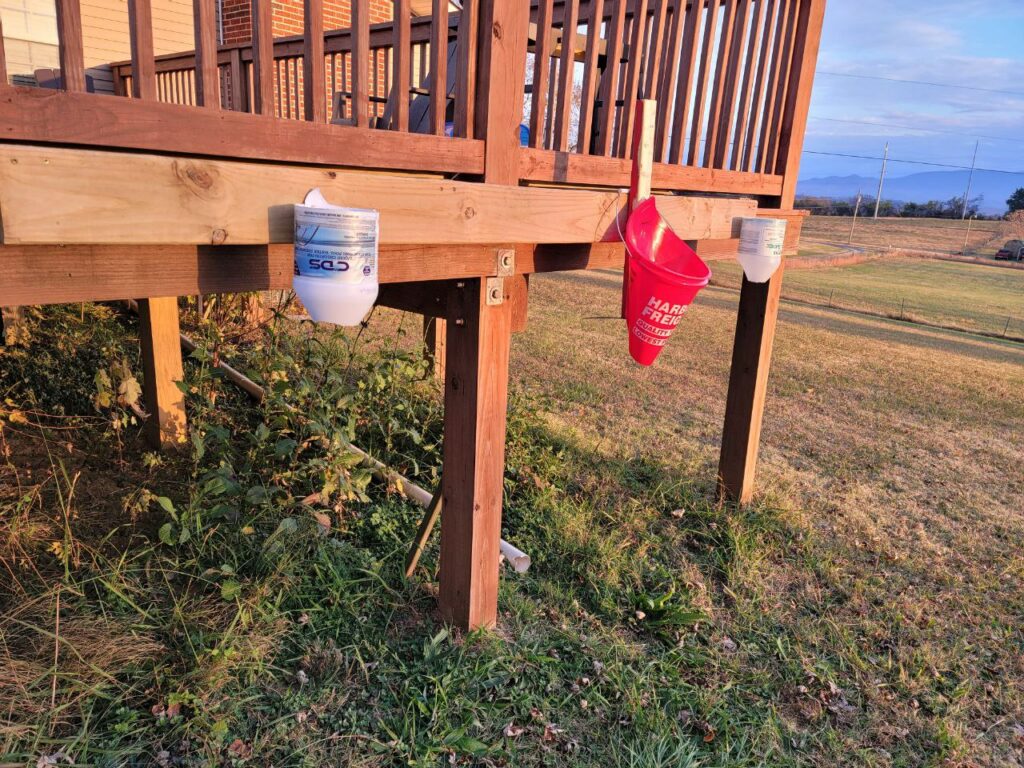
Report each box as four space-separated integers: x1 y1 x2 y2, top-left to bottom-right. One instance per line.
0 16 8 86
352 0 369 127
229 48 244 110
393 0 411 130
654 0 685 159
55 0 86 91
454 0 477 138
529 0 554 149
644 0 670 103
618 0 649 157
552 0 577 150
716 0 752 167
304 0 326 122
194 0 220 107
251 0 274 115
741 0 777 170
429 0 449 134
686 0 720 164
756 0 791 171
667 0 702 163
764 0 798 172
702 0 737 165
596 0 626 155
576 0 604 154
732 0 768 169
128 0 155 98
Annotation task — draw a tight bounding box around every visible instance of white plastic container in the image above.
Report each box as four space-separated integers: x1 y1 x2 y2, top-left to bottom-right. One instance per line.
737 217 787 283
293 188 379 325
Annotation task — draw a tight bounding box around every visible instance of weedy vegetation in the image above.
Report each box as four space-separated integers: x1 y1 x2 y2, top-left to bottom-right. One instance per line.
1 272 1022 768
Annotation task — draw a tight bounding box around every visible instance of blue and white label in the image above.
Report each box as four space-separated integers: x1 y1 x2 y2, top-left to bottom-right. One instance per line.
294 191 378 284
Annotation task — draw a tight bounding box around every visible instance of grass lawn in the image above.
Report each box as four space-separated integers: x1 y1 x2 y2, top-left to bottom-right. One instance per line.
801 216 1007 258
1 273 1022 767
710 257 1024 338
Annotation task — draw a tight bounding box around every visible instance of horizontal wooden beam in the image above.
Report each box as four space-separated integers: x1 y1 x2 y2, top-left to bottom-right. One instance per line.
0 242 630 306
0 87 483 175
0 145 756 246
519 148 784 197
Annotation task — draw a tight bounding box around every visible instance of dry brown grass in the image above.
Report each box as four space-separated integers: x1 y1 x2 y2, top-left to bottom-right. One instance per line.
508 270 1024 763
802 215 1007 257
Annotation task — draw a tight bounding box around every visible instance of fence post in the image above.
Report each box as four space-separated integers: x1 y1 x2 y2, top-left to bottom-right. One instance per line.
138 297 187 449
718 0 826 504
437 0 529 630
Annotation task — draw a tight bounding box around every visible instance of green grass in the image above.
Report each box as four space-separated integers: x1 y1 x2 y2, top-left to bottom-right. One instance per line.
2 282 1023 768
711 256 1024 337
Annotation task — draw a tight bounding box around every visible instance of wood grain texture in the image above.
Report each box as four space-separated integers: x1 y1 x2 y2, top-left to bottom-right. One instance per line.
0 16 7 85
617 0 648 157
351 0 370 127
596 0 626 155
193 0 220 107
251 0 275 115
529 0 555 149
138 296 187 450
731 0 769 169
575 0 604 154
55 0 86 92
393 0 411 130
717 266 783 503
552 0 578 150
0 145 753 246
0 245 291 305
0 87 483 174
702 0 738 166
128 0 156 100
687 0 720 165
429 0 449 135
775 0 825 203
519 146 783 195
303 0 326 122
453 0 477 138
666 0 701 163
438 277 512 630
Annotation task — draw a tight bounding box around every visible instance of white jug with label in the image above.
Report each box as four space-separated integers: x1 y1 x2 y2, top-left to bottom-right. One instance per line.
737 218 786 283
293 188 379 326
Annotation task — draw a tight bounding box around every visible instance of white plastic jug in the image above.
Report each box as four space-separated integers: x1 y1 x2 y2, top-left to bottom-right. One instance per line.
293 188 379 326
737 218 786 283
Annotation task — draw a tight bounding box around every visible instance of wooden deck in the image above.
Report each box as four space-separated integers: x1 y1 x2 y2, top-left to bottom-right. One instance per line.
0 0 827 630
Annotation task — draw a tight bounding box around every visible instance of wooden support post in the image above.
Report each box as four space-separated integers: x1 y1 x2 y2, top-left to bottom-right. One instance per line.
438 277 512 630
717 0 824 503
717 265 783 503
424 315 446 382
434 0 528 630
137 297 187 450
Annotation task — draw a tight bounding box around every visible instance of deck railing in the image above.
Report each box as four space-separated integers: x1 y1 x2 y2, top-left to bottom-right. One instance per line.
1 0 822 199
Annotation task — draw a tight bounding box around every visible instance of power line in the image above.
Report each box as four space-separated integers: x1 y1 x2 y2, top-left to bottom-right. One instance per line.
809 116 1024 145
817 71 1024 98
802 149 1024 175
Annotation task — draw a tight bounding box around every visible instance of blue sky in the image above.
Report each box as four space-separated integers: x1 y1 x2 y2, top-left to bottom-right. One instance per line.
800 0 1024 182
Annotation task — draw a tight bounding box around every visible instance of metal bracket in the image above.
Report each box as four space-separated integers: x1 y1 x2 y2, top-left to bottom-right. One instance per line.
485 276 504 305
495 248 515 277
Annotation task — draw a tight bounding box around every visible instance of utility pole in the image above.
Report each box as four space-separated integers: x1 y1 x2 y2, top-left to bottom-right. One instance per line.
962 140 979 220
850 190 863 244
873 142 889 219
962 215 974 256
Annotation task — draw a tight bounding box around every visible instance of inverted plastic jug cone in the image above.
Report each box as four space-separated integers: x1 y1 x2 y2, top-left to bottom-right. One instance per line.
624 198 711 366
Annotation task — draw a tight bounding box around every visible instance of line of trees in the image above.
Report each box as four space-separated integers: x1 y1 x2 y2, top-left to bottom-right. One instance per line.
795 195 993 219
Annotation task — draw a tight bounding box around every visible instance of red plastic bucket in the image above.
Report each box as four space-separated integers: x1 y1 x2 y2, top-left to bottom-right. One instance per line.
624 198 711 366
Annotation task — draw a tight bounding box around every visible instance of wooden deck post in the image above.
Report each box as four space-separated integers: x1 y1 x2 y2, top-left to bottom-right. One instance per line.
717 0 825 503
424 316 446 382
138 297 187 450
438 278 512 629
435 0 528 630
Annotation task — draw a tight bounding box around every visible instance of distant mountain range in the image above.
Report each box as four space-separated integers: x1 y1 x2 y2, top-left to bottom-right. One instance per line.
797 169 1023 215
